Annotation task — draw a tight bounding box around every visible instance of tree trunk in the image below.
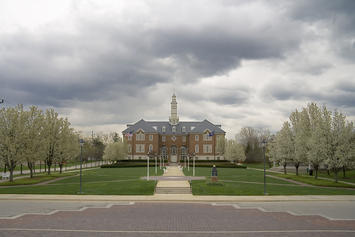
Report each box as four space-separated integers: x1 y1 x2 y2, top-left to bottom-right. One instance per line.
47 159 52 175
334 168 338 183
20 164 23 175
314 165 319 179
59 164 63 174
295 163 299 176
283 163 287 174
8 160 15 182
327 169 330 176
342 166 346 178
28 162 33 178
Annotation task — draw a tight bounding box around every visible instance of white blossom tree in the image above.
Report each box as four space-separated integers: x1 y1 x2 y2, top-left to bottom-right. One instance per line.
103 137 128 163
22 106 45 178
289 108 311 175
0 105 27 181
225 138 246 163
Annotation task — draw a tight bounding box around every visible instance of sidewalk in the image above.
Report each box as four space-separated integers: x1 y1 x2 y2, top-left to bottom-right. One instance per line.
0 194 354 202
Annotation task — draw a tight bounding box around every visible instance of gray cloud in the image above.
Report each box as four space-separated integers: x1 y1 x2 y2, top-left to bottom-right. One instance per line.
0 0 354 136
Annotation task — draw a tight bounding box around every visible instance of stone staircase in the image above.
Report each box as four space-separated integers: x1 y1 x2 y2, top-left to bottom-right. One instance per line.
155 186 191 194
154 165 192 195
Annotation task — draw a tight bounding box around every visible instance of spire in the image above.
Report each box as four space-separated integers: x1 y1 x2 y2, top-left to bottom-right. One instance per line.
169 93 179 125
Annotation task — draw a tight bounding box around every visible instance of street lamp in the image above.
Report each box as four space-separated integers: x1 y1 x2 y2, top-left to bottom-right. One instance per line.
192 153 196 176
261 139 267 195
79 139 85 194
155 152 157 175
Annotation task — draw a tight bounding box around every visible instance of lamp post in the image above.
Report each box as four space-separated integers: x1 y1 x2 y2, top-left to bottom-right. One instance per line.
79 139 84 194
147 152 150 181
261 139 267 195
155 153 157 175
193 153 195 177
187 153 190 171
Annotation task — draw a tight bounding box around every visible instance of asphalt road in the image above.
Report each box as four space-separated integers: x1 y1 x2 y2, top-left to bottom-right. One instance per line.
0 201 354 237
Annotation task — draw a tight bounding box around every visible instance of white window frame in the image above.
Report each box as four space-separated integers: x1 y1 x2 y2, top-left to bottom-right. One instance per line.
128 144 132 153
136 144 145 153
203 133 212 141
195 144 199 153
195 135 199 141
149 134 153 141
203 144 212 153
136 132 145 141
162 136 166 142
182 136 186 142
172 126 176 133
149 144 153 152
127 135 132 141
162 126 166 133
182 126 186 133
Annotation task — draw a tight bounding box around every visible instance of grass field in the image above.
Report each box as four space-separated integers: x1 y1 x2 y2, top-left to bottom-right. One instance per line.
0 172 77 186
184 167 355 195
269 172 355 188
0 167 163 195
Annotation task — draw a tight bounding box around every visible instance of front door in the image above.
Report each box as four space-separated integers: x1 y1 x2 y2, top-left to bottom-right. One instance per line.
171 146 177 162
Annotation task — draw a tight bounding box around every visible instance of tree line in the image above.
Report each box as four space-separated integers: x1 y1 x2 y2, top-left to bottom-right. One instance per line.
268 103 355 181
0 105 80 181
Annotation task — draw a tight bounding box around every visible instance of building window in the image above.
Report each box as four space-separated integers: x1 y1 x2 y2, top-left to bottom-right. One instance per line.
149 135 153 141
162 126 166 133
149 144 153 152
195 135 199 141
182 136 186 142
172 126 176 133
195 144 199 153
203 133 212 141
128 144 132 153
182 126 186 133
127 135 132 141
136 132 145 141
203 144 212 153
162 136 166 142
136 144 145 153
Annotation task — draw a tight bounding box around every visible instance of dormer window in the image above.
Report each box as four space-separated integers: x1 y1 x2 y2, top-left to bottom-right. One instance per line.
172 126 176 133
162 126 166 133
182 126 186 133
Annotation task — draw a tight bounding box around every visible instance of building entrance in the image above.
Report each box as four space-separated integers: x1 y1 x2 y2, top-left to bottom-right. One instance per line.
171 146 177 162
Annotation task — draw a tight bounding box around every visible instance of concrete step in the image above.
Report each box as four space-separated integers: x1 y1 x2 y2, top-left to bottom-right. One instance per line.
155 187 191 194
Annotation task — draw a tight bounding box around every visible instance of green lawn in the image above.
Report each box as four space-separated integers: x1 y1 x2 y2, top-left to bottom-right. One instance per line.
183 167 290 184
0 160 102 173
0 172 77 186
184 167 355 195
0 167 163 195
245 163 272 169
269 172 355 188
317 170 355 184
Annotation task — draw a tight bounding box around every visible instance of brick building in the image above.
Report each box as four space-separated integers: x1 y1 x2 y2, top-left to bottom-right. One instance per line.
122 94 226 162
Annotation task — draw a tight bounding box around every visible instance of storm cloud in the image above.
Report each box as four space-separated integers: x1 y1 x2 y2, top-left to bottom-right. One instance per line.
0 0 354 137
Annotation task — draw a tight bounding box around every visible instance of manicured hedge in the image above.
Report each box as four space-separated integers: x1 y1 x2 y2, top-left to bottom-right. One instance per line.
191 162 246 168
101 161 158 168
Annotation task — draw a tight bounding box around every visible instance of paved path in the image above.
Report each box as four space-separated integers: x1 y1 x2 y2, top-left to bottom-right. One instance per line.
155 165 192 194
0 202 355 237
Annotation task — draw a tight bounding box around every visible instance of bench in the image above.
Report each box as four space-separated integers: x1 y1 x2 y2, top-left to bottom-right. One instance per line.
1 173 10 180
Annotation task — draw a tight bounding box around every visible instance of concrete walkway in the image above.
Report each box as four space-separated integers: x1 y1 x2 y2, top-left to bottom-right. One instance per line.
155 165 192 195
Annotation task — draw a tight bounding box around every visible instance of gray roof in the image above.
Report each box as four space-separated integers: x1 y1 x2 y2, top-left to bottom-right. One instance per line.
123 119 225 135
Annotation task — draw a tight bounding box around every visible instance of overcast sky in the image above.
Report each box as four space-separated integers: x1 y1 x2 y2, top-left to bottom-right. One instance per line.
1 0 354 138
